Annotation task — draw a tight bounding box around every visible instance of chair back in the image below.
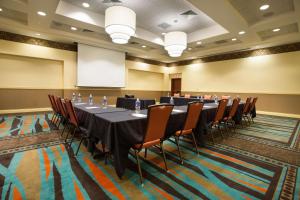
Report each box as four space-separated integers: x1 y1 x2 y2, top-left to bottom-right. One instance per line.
183 102 204 131
248 97 258 113
48 94 56 112
55 96 68 119
227 98 240 119
221 95 230 100
64 99 79 127
174 93 180 97
214 99 228 123
50 95 59 113
143 104 173 143
184 94 191 98
204 95 212 100
243 97 252 114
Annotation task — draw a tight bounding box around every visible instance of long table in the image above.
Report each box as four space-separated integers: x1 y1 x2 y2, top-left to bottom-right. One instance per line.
160 96 215 106
74 101 248 178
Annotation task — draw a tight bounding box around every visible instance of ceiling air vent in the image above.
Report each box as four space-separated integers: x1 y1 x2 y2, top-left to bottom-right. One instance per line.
158 22 171 29
262 12 274 18
215 40 227 44
129 41 139 45
82 29 94 33
180 10 198 16
102 0 122 3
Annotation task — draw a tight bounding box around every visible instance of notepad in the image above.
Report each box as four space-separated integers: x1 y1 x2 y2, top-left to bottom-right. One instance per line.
173 109 184 113
85 106 100 109
131 113 147 118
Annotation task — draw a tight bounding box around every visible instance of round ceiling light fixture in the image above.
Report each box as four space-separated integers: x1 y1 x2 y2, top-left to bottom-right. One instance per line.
105 6 136 44
164 31 187 57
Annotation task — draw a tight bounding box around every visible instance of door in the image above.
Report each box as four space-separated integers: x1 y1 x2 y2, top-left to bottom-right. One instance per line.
171 78 181 96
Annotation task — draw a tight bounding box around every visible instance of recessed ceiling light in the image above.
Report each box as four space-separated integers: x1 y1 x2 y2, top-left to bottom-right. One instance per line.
232 38 237 41
37 11 46 16
188 48 192 51
71 26 78 31
239 31 245 35
35 33 41 36
142 45 146 48
260 4 270 11
273 28 280 32
196 41 202 45
0 8 3 12
162 32 166 35
82 2 90 8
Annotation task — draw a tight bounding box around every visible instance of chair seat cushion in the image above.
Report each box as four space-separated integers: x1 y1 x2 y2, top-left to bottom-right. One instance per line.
175 129 192 136
133 139 160 149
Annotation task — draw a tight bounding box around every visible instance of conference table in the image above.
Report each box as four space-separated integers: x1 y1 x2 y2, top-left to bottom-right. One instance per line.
116 97 156 110
160 96 215 106
74 100 250 178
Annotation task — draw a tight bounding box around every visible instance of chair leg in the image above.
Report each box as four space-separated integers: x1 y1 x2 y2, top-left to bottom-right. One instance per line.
160 142 168 171
218 126 224 139
144 148 148 158
69 128 77 147
75 137 84 156
209 129 215 144
191 132 199 155
134 150 144 186
175 136 183 164
65 126 73 143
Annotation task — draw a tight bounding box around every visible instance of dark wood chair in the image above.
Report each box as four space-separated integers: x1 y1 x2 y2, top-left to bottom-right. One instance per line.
49 95 61 127
244 97 258 124
222 98 240 134
64 99 89 156
48 94 57 123
241 97 252 126
55 97 70 136
207 99 228 144
174 102 204 164
131 104 173 186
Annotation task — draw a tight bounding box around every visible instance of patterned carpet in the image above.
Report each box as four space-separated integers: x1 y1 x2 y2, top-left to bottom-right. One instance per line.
0 113 299 199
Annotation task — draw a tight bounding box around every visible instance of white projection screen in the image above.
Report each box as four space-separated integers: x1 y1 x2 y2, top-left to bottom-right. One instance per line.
77 44 125 87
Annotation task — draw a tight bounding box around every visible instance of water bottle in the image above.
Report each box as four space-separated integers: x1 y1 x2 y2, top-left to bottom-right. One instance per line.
135 98 141 112
71 92 76 102
170 97 174 105
89 94 93 105
102 96 108 108
78 93 82 103
200 96 204 103
214 95 218 104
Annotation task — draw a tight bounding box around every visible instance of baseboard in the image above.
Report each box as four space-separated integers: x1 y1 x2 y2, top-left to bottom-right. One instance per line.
257 110 300 119
0 107 52 115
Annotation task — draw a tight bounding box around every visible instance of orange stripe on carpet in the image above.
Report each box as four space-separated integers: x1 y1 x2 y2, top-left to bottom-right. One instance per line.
83 157 126 200
13 186 22 200
0 122 6 128
60 144 65 153
42 149 51 179
152 184 174 200
43 121 49 129
73 180 85 200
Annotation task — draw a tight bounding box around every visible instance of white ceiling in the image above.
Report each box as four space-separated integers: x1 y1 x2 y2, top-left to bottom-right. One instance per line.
0 0 299 63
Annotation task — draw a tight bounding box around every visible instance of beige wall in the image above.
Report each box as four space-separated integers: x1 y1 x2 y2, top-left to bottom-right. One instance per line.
0 54 63 89
169 51 300 94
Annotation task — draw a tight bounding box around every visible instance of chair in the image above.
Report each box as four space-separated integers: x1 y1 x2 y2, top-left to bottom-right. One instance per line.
174 102 204 164
49 95 61 127
55 97 70 136
207 99 228 144
204 95 212 100
241 97 252 126
184 94 191 98
48 94 57 123
244 97 258 124
64 99 89 156
222 98 240 134
131 104 173 185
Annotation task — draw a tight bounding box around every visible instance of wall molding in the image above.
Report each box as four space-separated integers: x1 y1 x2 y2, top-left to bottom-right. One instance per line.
1 31 300 66
0 31 77 52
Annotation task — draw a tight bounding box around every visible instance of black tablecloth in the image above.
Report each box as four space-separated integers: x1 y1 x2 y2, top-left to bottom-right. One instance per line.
116 97 156 110
84 102 249 178
160 96 215 106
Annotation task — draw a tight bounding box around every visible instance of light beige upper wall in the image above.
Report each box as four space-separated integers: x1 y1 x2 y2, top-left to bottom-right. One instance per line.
169 51 300 94
0 40 169 91
0 53 63 89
